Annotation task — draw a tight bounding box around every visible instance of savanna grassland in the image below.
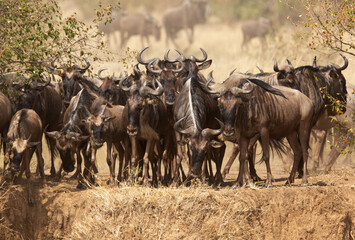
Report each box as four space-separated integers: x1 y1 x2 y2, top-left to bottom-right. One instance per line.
0 0 354 239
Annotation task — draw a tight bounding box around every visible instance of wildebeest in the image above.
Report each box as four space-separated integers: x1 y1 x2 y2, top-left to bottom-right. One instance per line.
241 17 273 51
11 75 64 178
0 90 12 172
4 109 44 204
172 53 226 185
120 63 172 186
163 0 209 48
50 57 91 107
208 75 314 187
46 88 95 188
86 98 130 183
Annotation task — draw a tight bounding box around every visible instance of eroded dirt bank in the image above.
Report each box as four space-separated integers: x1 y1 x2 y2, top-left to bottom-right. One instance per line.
0 170 354 240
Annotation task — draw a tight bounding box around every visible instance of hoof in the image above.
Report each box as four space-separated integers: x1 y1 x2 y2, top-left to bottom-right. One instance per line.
301 183 308 187
284 180 292 186
265 184 272 188
252 175 263 182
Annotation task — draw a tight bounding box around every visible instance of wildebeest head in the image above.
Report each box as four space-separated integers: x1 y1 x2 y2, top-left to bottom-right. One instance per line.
46 130 88 172
210 76 255 138
146 51 185 106
5 136 40 172
51 57 90 106
175 117 224 177
121 79 164 136
86 104 115 148
190 0 209 24
273 59 299 89
315 54 348 114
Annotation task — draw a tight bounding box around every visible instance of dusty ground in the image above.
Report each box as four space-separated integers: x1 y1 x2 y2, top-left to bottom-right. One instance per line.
0 167 354 240
0 1 354 240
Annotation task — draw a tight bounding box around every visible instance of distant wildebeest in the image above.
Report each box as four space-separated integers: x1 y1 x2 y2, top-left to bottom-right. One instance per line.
163 0 209 48
86 98 130 183
4 109 44 204
241 17 273 51
207 74 314 187
100 11 161 48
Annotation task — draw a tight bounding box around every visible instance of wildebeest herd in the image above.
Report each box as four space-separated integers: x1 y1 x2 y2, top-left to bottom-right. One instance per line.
0 43 351 205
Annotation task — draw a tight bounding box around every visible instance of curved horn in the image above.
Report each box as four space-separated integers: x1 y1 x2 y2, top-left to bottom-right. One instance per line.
30 73 51 90
256 65 264 73
133 63 141 77
286 59 294 70
337 53 348 71
98 69 108 80
201 118 225 138
50 56 64 70
273 59 280 72
139 80 164 97
229 68 237 76
231 79 254 96
174 116 192 135
119 76 134 92
172 59 184 73
147 60 162 74
164 49 177 63
190 48 207 62
312 56 317 68
137 47 158 66
76 58 90 72
175 49 186 61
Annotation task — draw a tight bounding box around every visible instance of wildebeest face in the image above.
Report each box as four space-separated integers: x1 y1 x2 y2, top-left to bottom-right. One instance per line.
127 92 145 136
160 71 177 106
323 69 347 114
46 131 88 172
5 138 40 172
87 115 114 147
61 69 82 106
218 92 242 138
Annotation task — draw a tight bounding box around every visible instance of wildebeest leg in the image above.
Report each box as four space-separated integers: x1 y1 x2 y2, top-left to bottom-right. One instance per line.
35 144 45 181
123 137 131 180
106 141 114 184
129 136 139 182
213 144 226 185
260 128 272 187
48 137 57 177
116 142 124 183
248 135 262 182
72 148 82 180
172 144 184 187
222 143 240 178
299 128 310 186
207 157 214 185
311 130 327 170
142 140 153 186
286 132 302 185
24 149 35 205
234 136 250 188
323 147 342 173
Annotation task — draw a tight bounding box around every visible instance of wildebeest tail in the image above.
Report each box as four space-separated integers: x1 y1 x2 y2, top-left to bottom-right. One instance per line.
257 138 290 164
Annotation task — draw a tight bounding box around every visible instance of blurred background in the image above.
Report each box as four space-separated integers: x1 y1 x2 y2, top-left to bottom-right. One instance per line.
58 0 354 85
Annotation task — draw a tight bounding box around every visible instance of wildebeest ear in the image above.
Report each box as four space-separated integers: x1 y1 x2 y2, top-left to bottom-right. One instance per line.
210 140 225 148
27 141 40 148
197 59 212 70
104 116 115 122
46 131 60 139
